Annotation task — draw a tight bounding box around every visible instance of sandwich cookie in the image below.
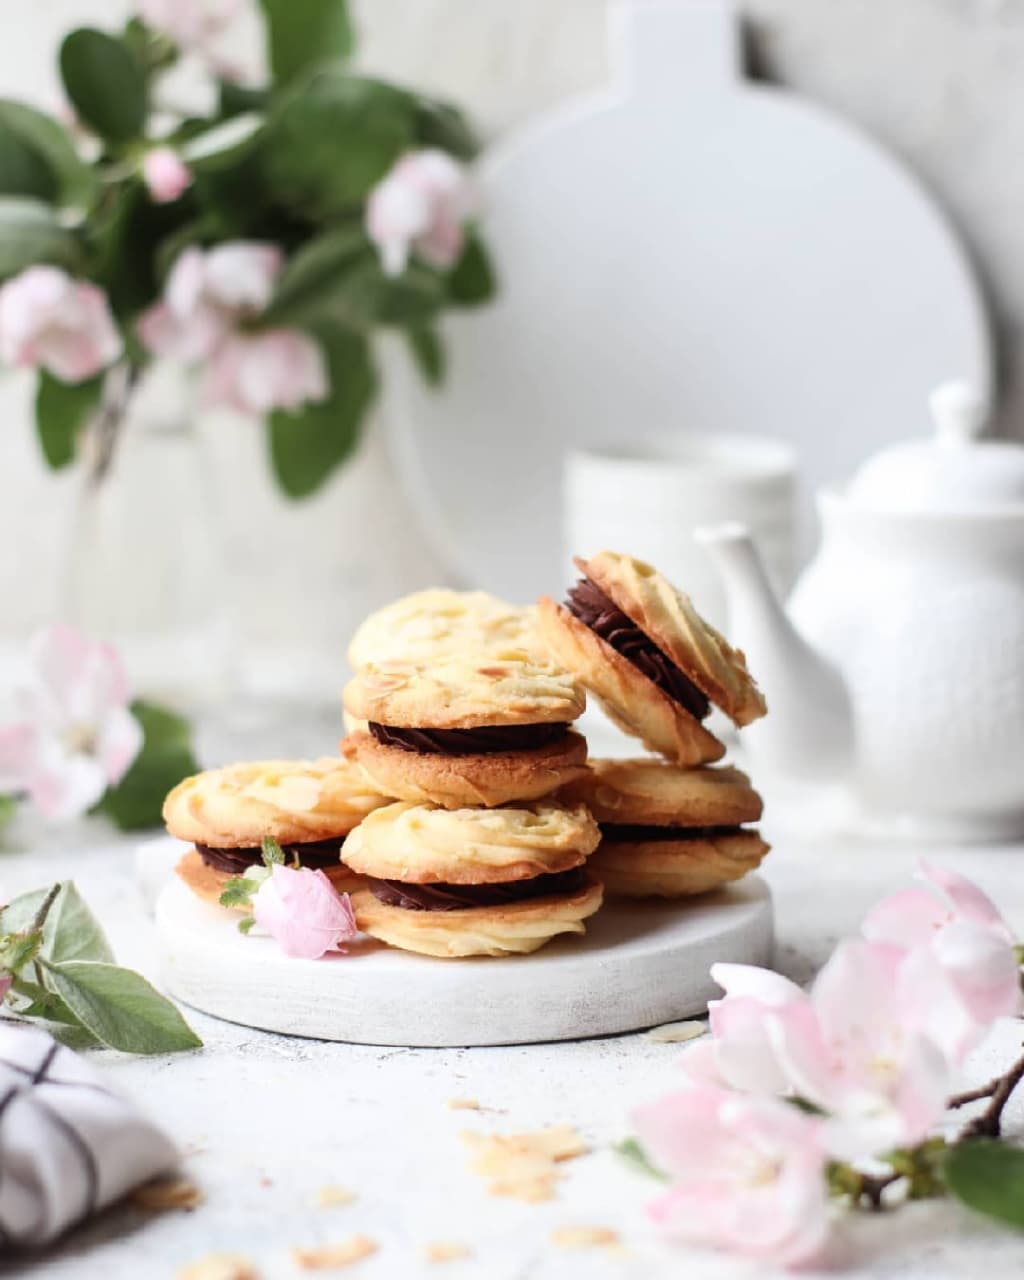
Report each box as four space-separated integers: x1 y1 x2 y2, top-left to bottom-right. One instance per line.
344 800 603 957
536 551 766 766
560 757 769 897
164 757 389 910
343 653 589 808
348 589 539 671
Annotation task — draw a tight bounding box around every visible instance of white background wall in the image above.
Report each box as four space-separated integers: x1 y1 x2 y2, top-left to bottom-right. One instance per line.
1 0 1023 648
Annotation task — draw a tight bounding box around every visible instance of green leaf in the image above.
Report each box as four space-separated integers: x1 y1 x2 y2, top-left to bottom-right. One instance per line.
615 1137 668 1182
0 100 95 205
260 0 354 84
406 326 445 386
263 226 369 328
35 370 103 469
41 959 201 1054
59 29 147 143
944 1139 1024 1228
219 878 257 909
0 196 80 278
97 700 199 831
447 231 496 306
0 882 115 966
0 794 16 833
0 125 58 201
238 917 256 935
413 97 479 160
218 80 270 119
261 836 285 866
264 71 414 216
181 113 264 171
268 327 377 498
0 930 42 974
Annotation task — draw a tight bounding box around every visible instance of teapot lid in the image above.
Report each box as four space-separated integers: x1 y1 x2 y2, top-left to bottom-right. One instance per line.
846 382 1024 511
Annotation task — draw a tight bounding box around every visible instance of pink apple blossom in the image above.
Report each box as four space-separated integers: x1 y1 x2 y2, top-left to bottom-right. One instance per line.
252 864 357 960
701 945 955 1160
634 1087 830 1268
202 329 327 415
0 975 10 1002
142 147 193 204
136 0 241 58
366 149 478 276
0 266 122 382
862 860 1022 1054
0 625 142 822
138 242 281 362
138 244 326 416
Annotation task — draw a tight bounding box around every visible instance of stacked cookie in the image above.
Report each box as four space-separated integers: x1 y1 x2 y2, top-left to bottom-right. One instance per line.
164 758 389 910
341 645 604 957
538 551 770 898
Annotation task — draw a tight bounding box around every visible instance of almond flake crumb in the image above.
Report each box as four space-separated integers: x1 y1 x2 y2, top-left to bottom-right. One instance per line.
446 1097 481 1111
292 1236 378 1270
643 1020 707 1044
133 1176 204 1212
551 1226 620 1250
177 1254 257 1280
316 1184 357 1208
424 1241 472 1263
461 1125 590 1203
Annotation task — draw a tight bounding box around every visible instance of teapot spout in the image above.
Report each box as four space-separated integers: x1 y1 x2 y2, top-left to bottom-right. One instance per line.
695 523 853 782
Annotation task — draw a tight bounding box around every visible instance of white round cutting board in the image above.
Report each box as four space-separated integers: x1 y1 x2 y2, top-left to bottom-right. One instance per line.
387 0 992 602
156 875 772 1047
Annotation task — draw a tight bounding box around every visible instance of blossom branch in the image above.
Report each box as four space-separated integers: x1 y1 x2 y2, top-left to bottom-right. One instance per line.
959 1046 1024 1140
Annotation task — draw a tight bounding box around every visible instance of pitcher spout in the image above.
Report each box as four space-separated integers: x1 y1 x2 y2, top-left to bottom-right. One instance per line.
695 523 853 782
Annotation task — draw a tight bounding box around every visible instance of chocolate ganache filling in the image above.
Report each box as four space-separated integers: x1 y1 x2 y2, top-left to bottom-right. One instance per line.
368 721 570 755
196 837 343 875
599 823 742 843
368 866 587 911
565 577 710 720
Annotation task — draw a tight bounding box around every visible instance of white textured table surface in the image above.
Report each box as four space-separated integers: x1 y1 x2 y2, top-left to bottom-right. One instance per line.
2 713 1023 1279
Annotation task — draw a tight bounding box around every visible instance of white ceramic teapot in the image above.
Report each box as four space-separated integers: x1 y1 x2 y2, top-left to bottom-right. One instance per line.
698 382 1024 840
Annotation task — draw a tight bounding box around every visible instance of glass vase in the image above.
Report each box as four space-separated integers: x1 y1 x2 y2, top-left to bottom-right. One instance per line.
63 366 231 712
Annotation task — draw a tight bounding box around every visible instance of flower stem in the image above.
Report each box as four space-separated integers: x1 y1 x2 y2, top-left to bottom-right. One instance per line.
859 1170 902 1211
959 1046 1024 1140
949 1078 1001 1108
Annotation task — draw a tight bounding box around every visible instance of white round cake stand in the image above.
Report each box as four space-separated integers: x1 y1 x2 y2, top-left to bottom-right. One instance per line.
155 876 773 1048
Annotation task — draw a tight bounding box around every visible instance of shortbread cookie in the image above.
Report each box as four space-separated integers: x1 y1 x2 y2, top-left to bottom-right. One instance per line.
164 756 389 848
344 729 588 809
579 552 766 726
535 598 724 765
560 758 763 827
348 589 538 669
342 800 599 884
563 757 769 898
343 653 583 730
175 849 363 913
589 830 769 898
351 873 603 958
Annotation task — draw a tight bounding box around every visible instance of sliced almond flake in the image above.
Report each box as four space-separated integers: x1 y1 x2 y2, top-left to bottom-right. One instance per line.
424 1241 472 1263
643 1020 708 1044
551 1225 621 1250
176 1254 257 1280
316 1184 357 1208
460 1125 590 1202
446 1097 481 1111
292 1236 378 1270
132 1176 204 1212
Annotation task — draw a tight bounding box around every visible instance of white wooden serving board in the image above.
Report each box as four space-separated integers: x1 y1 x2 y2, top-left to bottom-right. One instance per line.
155 875 772 1047
387 0 992 602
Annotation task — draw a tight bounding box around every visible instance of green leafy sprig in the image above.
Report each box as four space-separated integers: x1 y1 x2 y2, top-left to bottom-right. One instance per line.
219 836 287 933
0 881 201 1054
0 0 496 498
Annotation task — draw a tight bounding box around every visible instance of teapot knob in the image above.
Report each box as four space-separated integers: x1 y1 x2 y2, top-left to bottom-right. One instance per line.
929 380 988 447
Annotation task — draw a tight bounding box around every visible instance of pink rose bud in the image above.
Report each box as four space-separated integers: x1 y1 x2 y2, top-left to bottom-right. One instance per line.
142 147 192 204
252 864 357 959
